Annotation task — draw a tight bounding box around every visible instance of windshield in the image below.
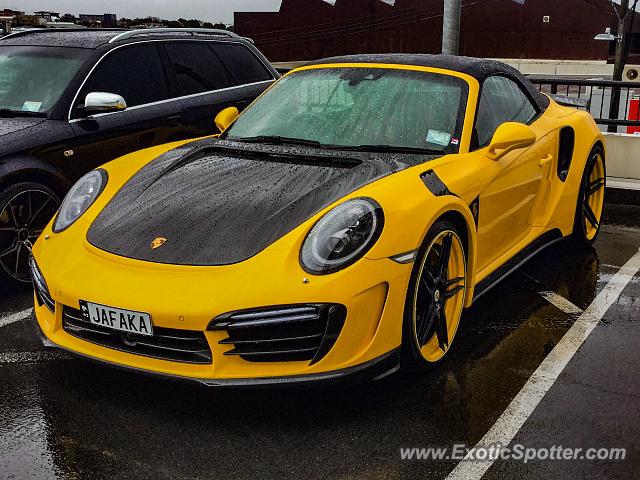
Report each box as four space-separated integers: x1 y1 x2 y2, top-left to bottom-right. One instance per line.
225 67 468 155
0 46 89 116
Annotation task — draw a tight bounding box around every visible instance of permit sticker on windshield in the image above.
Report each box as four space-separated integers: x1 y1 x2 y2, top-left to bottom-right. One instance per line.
22 101 42 113
426 130 452 147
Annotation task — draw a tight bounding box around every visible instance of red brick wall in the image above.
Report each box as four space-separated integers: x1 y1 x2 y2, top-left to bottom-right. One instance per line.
235 0 620 62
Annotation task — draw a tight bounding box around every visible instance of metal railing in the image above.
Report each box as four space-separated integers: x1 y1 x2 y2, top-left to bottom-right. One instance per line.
528 76 640 132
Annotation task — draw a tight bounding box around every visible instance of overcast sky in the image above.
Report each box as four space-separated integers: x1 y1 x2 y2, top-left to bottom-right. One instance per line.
11 0 284 24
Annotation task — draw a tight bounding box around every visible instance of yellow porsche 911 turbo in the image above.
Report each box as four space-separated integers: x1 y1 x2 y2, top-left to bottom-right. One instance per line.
30 54 605 386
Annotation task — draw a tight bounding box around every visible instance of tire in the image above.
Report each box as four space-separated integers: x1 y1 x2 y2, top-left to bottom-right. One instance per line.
570 145 606 247
401 219 468 371
0 182 61 293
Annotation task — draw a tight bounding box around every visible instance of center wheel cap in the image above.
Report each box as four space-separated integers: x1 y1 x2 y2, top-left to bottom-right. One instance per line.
17 228 29 242
434 289 441 302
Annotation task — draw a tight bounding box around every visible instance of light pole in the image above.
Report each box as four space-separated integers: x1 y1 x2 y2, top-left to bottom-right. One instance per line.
442 0 462 55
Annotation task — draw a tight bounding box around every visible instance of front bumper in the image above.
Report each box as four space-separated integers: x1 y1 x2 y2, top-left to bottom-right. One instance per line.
31 234 412 384
32 311 400 387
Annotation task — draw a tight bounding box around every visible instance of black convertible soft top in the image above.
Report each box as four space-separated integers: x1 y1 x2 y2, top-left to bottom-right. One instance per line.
307 54 549 112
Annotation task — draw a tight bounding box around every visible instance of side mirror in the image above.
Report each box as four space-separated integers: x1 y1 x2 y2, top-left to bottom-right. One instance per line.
215 106 239 133
84 92 127 114
486 122 536 161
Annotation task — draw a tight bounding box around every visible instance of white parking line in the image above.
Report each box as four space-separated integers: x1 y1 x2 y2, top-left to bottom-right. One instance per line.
538 291 585 315
446 247 640 480
0 308 33 328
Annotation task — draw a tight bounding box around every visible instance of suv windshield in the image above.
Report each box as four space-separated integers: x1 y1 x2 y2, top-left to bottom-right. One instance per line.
225 67 468 155
0 46 89 116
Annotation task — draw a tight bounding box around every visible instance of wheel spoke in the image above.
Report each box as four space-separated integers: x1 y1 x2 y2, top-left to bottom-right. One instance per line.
445 276 464 288
583 203 599 229
423 268 437 287
586 178 605 197
14 243 21 277
433 310 449 351
0 242 18 258
417 307 436 346
420 277 434 295
436 233 453 279
445 284 465 299
6 200 20 228
22 240 33 253
27 198 52 229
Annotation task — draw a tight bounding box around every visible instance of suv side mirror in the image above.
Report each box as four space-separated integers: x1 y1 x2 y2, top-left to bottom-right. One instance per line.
215 106 239 133
487 122 536 161
84 92 127 114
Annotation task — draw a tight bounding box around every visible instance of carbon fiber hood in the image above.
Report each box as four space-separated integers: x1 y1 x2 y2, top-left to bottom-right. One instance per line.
87 139 405 266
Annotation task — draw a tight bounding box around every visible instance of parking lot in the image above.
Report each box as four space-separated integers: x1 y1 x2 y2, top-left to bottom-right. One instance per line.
0 201 637 479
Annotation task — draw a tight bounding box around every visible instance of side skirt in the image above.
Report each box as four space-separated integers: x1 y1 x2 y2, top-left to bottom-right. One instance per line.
472 229 564 303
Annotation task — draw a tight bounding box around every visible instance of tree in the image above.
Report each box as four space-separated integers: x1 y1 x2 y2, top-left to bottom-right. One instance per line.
60 13 76 23
608 0 639 131
162 19 182 28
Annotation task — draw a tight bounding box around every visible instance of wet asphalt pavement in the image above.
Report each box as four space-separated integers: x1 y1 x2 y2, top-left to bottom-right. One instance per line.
1 202 639 480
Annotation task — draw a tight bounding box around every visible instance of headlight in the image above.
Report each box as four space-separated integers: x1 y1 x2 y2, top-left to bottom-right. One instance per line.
301 198 384 275
53 169 107 232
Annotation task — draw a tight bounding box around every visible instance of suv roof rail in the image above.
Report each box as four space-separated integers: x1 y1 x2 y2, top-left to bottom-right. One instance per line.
108 28 242 44
2 28 126 40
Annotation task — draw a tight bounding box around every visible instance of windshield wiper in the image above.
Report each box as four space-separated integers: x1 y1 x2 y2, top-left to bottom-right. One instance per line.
0 109 47 118
331 144 444 155
229 135 323 148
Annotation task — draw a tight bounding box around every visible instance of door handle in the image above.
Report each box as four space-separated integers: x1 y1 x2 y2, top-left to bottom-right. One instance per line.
166 115 182 126
539 154 553 167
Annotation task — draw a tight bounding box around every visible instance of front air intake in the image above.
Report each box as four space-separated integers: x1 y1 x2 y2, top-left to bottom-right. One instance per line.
62 306 212 364
209 304 346 364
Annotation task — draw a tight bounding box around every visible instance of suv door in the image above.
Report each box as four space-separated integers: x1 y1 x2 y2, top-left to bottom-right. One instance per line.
213 42 276 108
69 43 183 169
474 75 555 272
162 41 275 139
162 41 233 139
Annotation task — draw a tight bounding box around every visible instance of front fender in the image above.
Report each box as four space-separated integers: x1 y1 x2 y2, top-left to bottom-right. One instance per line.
0 155 70 193
356 164 478 307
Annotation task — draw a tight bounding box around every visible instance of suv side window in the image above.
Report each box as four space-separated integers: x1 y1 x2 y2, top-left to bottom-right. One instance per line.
164 42 230 96
212 43 273 85
77 44 168 113
475 75 538 148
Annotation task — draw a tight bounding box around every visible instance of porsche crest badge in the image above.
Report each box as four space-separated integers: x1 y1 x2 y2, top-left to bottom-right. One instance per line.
151 237 167 249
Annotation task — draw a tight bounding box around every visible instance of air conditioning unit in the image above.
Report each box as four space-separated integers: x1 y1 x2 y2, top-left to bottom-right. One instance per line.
624 65 640 82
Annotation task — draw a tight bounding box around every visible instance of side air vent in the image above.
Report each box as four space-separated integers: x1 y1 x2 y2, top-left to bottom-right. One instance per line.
29 256 54 314
34 286 55 314
558 126 575 182
421 170 454 196
209 304 347 364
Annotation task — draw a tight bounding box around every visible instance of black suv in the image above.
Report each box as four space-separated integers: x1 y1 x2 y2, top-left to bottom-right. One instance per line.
0 28 278 290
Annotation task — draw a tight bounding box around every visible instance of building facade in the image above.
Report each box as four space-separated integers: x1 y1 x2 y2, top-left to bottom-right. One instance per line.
102 14 118 28
33 11 59 21
235 0 640 62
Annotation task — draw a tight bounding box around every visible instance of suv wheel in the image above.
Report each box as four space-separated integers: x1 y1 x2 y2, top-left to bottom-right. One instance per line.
0 182 60 292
